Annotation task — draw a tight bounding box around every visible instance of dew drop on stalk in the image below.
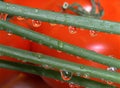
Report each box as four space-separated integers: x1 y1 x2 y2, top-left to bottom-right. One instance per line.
60 70 72 81
32 20 42 27
106 81 113 85
0 13 8 20
68 26 77 34
89 30 97 37
17 16 25 21
107 67 117 72
83 73 90 79
58 41 64 48
57 50 62 53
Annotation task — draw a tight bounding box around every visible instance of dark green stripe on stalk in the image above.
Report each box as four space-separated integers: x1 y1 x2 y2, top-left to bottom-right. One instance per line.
0 44 120 83
0 60 115 88
0 1 120 34
0 20 120 69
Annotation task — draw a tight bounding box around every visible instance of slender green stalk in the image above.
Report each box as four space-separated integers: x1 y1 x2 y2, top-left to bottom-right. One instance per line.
0 1 120 34
1 20 120 69
0 44 120 83
0 60 115 88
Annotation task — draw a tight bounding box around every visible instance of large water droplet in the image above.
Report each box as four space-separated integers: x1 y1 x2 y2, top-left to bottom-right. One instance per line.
32 20 42 27
107 67 117 72
89 30 97 37
62 2 69 9
60 70 72 81
68 26 77 34
17 16 25 21
0 13 8 20
58 41 64 48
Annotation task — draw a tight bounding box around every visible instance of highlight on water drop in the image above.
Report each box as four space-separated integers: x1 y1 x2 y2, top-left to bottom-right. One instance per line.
68 26 77 34
60 70 73 81
89 30 97 37
32 20 42 28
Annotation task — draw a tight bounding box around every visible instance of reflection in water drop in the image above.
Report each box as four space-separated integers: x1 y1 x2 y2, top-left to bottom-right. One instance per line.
60 70 72 81
32 20 42 27
89 30 97 37
107 67 117 72
68 26 77 34
0 13 8 20
17 16 25 21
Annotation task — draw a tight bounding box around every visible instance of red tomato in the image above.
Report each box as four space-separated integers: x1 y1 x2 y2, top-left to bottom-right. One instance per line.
3 0 120 88
30 0 120 87
0 13 30 86
1 73 51 88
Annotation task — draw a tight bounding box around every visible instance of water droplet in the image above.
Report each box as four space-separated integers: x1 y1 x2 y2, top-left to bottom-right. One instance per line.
17 16 25 21
50 23 57 26
83 73 90 79
57 50 62 53
89 30 97 37
58 41 64 48
69 82 80 88
32 20 42 27
106 81 113 85
22 60 27 62
107 67 117 72
76 56 81 59
7 33 12 36
35 9 39 13
0 13 8 20
62 2 69 9
42 65 50 69
60 70 72 81
68 26 77 34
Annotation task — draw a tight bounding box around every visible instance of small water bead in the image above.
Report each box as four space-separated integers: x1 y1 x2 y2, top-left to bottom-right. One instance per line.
89 30 97 37
68 26 77 34
69 82 80 88
106 81 113 85
7 33 12 36
17 16 25 21
58 41 64 48
57 50 62 53
35 9 39 13
62 2 69 9
107 67 117 72
83 73 90 79
0 13 8 20
60 70 73 81
50 23 57 26
32 20 42 28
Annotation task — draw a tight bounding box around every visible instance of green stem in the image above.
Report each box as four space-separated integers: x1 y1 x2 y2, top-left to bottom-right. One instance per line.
0 60 115 88
0 1 120 34
1 20 120 69
0 44 120 83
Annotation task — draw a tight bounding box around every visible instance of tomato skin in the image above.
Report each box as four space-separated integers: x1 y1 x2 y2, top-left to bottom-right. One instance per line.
0 14 31 86
3 0 120 87
30 0 120 87
1 73 51 88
